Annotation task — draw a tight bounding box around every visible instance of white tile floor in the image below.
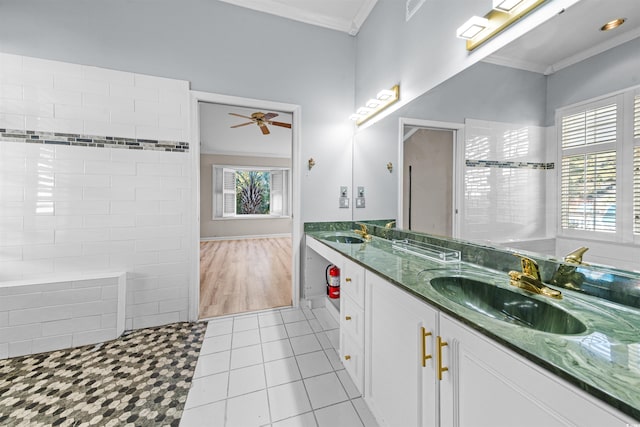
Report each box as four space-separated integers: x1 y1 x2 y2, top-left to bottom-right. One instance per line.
180 306 380 427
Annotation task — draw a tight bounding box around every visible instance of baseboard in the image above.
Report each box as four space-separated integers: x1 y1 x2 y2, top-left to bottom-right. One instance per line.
200 233 292 242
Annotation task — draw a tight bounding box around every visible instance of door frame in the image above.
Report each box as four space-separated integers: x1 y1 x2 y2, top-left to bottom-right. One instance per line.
397 118 464 238
189 91 302 321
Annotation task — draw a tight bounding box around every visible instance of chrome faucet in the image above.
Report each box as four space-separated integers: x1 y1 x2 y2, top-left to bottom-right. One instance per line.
354 224 372 241
508 255 562 299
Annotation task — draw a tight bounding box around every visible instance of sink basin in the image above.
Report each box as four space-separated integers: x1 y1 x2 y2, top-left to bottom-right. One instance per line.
430 276 587 335
321 234 365 244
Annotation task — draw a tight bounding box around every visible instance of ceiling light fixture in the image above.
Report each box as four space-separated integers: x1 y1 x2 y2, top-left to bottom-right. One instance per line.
600 18 625 32
350 85 400 126
457 0 546 51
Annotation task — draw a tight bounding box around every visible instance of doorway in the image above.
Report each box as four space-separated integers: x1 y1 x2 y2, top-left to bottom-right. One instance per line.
197 101 294 319
399 119 463 238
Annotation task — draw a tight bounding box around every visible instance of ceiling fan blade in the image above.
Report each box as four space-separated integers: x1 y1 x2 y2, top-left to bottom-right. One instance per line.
228 112 254 120
259 124 270 135
269 121 292 129
230 122 253 128
263 112 278 121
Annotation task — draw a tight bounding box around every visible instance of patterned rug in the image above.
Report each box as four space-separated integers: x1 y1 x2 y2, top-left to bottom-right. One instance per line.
0 322 207 427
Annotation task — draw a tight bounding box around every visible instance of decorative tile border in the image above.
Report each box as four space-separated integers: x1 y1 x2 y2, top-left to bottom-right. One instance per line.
0 129 189 152
466 159 554 169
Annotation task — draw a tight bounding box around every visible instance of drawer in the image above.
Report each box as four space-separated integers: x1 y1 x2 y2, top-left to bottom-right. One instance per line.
340 330 364 393
340 257 365 306
340 294 364 346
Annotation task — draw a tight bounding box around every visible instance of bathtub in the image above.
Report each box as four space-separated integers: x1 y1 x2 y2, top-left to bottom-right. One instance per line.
0 272 126 359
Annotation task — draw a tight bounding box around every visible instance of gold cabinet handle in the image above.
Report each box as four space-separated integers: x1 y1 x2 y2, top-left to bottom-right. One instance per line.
345 277 352 282
344 355 351 361
437 336 449 381
345 316 352 321
421 326 432 367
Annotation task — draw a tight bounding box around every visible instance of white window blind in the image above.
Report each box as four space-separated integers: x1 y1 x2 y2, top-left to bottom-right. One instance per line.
634 147 640 235
634 95 640 138
560 101 618 233
222 168 237 217
561 103 617 149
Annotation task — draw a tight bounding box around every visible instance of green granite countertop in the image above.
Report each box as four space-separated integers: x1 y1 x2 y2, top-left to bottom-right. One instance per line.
306 230 640 421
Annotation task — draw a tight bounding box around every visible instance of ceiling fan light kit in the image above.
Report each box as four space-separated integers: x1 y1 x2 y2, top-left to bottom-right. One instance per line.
229 111 292 135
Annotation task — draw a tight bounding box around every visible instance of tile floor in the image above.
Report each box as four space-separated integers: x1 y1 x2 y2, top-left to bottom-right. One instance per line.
180 306 380 427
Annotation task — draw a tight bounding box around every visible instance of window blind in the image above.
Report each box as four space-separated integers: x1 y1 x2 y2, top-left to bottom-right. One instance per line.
634 147 640 235
561 151 616 232
634 95 640 138
561 103 617 149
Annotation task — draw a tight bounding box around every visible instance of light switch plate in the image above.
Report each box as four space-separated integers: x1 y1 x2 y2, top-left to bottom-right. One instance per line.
356 197 365 208
339 197 349 208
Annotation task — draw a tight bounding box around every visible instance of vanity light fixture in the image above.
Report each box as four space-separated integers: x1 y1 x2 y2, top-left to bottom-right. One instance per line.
350 85 400 126
456 16 490 40
457 0 546 51
600 18 625 31
492 0 525 12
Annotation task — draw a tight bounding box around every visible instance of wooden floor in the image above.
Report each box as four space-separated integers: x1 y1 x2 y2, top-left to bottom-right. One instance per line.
199 237 292 319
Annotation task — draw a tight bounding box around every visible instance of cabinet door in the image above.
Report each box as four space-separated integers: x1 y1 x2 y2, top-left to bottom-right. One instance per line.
340 257 365 306
365 272 439 427
439 314 634 427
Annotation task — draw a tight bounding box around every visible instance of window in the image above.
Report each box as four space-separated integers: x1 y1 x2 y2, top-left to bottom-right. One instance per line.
634 95 640 234
213 166 290 219
559 100 618 234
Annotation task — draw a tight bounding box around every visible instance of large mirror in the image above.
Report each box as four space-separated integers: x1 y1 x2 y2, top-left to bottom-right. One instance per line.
353 0 640 272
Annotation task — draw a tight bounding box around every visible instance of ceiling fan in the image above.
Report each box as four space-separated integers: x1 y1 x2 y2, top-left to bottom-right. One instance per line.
228 111 292 135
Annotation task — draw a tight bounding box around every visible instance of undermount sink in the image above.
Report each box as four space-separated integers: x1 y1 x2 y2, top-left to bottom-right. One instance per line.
430 276 587 335
321 234 365 244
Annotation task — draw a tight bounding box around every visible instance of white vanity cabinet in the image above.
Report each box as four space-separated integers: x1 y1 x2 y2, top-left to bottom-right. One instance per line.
364 271 440 427
438 314 634 427
364 272 636 427
339 256 366 393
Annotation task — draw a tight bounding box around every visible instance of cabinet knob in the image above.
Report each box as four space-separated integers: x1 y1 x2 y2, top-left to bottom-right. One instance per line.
344 355 351 361
345 316 352 321
345 277 352 283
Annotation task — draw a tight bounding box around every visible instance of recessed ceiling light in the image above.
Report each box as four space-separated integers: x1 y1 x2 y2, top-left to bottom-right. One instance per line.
600 18 626 32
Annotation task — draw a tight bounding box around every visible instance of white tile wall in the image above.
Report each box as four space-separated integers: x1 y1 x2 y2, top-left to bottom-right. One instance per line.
0 272 125 359
0 52 193 332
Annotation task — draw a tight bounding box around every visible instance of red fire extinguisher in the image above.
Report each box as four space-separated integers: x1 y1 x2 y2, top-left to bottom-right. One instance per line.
326 264 340 299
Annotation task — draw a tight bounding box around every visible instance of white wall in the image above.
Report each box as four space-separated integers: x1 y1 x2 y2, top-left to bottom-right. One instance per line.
0 52 192 330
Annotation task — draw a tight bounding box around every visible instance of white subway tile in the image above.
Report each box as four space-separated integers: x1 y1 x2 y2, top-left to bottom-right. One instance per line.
0 83 23 100
134 100 180 116
0 343 7 359
135 187 179 201
0 246 22 262
84 160 135 176
101 285 118 300
127 277 157 292
128 302 159 317
70 300 106 317
55 76 108 95
55 104 109 122
0 281 71 296
111 109 158 127
73 328 117 347
158 297 188 313
0 185 24 201
157 273 189 290
42 315 101 336
84 120 135 139
157 200 186 213
51 117 86 134
32 334 73 354
132 311 179 329
54 255 110 273
111 174 158 188
9 304 71 325
0 293 42 311
109 147 156 162
83 92 134 111
110 200 159 215
54 173 110 188
132 261 189 277
0 155 26 173
109 250 158 268
1 324 42 343
16 69 55 89
157 113 187 130
71 277 118 289
82 240 134 256
83 66 134 85
135 125 181 142
25 186 84 203
54 200 110 216
54 227 110 244
0 113 25 130
23 86 82 105
83 186 135 200
135 74 188 91
23 243 82 260
54 215 84 229
55 144 110 160
137 163 181 176
0 99 54 117
22 216 54 231
135 237 180 252
0 230 54 246
110 83 158 101
157 248 189 263
0 312 8 328
0 53 22 70
23 56 82 77
41 287 101 306
8 340 33 358
159 88 189 108
135 214 181 227
83 214 135 228
101 313 117 328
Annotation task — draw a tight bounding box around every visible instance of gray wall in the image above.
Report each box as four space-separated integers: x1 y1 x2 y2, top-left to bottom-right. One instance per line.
0 0 356 224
